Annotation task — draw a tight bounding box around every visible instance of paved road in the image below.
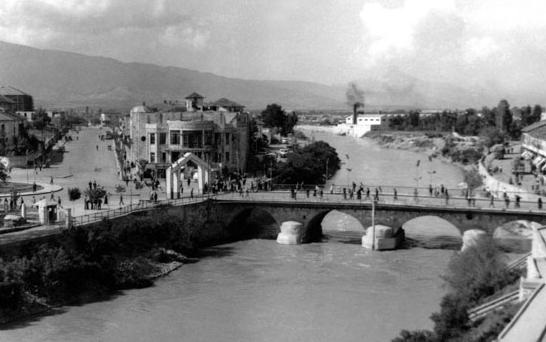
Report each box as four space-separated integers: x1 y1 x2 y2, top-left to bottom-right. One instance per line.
9 126 164 216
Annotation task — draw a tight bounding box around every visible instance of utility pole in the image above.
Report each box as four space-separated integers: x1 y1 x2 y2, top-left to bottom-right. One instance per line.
371 198 376 251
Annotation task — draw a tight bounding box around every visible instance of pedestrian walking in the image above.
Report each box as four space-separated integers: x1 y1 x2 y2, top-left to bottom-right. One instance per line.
89 180 93 189
329 184 334 194
187 178 191 187
190 188 194 199
104 194 108 205
32 182 37 192
50 176 54 184
414 188 418 202
515 195 521 208
119 194 124 206
490 195 495 208
445 191 449 205
539 197 543 209
393 188 398 201
343 188 347 200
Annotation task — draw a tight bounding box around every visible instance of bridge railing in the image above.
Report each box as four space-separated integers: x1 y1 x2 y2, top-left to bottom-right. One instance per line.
70 194 212 227
214 189 546 213
269 183 541 199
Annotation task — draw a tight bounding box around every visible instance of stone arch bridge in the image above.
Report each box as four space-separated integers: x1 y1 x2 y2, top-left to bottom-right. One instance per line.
213 199 546 243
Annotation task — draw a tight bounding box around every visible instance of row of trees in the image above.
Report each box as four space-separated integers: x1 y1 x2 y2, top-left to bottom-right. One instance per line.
387 101 542 141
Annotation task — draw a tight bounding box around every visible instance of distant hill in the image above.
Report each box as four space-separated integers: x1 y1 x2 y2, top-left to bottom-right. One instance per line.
0 40 523 112
0 41 346 111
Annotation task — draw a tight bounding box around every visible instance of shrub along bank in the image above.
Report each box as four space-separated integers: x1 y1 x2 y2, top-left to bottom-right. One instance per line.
392 237 522 342
0 211 196 324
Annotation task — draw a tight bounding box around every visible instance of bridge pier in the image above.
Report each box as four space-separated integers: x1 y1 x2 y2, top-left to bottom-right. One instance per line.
277 221 303 245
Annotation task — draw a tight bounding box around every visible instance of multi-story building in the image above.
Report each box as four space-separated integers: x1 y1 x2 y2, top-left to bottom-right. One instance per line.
0 86 34 112
521 121 546 173
0 94 15 112
129 94 249 177
0 112 24 154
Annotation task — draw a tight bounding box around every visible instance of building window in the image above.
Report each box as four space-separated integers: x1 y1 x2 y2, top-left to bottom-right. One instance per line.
150 133 156 145
162 152 166 163
170 130 180 145
205 131 213 145
171 151 180 162
150 152 156 163
159 132 166 145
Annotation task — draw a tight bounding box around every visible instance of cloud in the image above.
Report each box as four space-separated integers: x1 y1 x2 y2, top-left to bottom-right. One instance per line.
0 0 194 45
358 0 546 97
160 24 211 50
360 0 456 63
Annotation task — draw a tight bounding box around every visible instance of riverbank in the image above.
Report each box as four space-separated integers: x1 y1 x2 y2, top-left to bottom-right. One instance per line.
0 212 197 326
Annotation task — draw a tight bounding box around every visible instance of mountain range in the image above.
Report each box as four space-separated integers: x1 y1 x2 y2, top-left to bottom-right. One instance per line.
0 40 522 111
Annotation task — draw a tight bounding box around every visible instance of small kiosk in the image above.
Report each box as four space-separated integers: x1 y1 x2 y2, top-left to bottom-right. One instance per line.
33 199 59 225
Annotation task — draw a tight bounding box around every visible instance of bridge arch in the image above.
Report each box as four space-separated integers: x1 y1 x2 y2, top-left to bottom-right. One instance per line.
225 207 280 241
493 220 538 252
304 209 366 243
402 216 462 249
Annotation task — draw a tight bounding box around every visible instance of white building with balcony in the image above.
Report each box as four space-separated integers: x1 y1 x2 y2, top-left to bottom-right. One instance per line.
128 95 249 177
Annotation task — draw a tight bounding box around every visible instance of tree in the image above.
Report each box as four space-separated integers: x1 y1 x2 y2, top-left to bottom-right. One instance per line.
273 141 340 184
479 127 504 148
261 104 298 136
497 99 512 133
32 108 51 130
531 104 542 125
262 104 285 129
482 106 496 127
0 164 9 183
520 105 532 126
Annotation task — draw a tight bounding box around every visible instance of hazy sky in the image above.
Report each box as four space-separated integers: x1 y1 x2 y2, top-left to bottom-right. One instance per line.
1 0 546 92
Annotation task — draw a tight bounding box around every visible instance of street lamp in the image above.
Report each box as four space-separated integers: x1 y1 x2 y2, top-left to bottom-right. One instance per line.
371 197 376 251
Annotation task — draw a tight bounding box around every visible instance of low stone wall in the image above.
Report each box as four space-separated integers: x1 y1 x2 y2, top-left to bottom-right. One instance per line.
478 159 539 202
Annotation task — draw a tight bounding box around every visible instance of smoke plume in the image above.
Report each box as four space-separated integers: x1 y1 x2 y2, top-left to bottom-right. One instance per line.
346 82 365 109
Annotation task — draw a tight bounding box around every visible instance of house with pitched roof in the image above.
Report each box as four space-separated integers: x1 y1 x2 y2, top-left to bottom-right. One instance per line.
0 86 34 112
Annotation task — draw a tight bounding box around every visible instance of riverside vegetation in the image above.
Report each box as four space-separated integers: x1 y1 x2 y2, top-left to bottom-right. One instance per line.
0 211 196 324
392 237 523 342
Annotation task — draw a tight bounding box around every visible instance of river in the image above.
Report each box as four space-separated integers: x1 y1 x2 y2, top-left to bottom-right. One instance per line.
2 128 465 342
